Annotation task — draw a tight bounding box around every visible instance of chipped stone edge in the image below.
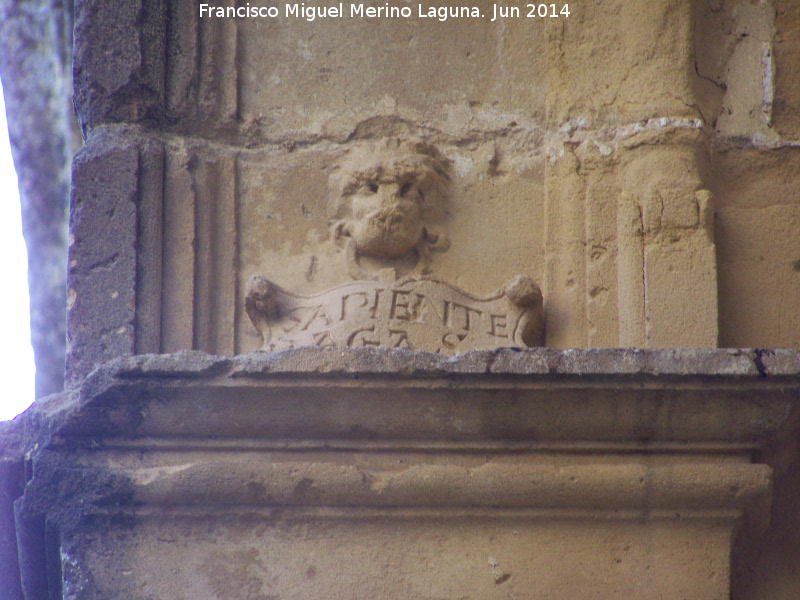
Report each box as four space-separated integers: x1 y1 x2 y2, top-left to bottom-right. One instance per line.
94 346 800 381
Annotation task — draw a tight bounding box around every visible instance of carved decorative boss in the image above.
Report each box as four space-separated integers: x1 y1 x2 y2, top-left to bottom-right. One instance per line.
329 137 451 280
246 138 544 353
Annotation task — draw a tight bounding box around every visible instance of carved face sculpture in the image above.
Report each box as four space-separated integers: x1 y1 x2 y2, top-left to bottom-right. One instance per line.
330 138 452 267
348 172 426 258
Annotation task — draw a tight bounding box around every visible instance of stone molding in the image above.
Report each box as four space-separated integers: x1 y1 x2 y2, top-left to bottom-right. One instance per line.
57 347 798 444
129 461 769 512
3 347 798 599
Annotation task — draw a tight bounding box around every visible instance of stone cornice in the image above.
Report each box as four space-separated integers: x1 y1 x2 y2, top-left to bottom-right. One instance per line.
43 347 798 448
5 348 796 600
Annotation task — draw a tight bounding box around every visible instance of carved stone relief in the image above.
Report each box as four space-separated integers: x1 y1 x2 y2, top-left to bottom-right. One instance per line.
245 274 543 353
329 137 452 281
245 138 545 352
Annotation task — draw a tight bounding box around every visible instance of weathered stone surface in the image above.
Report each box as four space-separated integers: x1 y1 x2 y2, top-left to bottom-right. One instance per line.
83 346 800 380
717 203 800 349
0 439 24 600
733 402 800 600
546 0 700 127
0 348 797 600
714 2 776 140
33 2 800 600
67 513 744 600
236 1 545 141
73 0 166 132
66 134 139 388
235 139 546 350
244 275 544 352
710 146 800 349
51 348 800 448
768 0 800 140
59 0 800 365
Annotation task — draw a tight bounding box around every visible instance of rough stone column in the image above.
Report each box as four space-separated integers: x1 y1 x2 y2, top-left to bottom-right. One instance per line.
66 0 168 388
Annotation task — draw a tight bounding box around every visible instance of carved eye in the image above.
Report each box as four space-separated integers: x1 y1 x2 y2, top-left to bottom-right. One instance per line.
366 182 378 193
400 182 412 196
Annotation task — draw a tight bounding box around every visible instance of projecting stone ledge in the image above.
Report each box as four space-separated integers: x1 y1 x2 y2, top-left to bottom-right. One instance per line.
2 347 799 600
47 346 798 446
88 345 800 379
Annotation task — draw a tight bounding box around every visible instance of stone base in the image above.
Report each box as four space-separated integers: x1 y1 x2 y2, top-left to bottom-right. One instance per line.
78 511 738 600
3 348 799 599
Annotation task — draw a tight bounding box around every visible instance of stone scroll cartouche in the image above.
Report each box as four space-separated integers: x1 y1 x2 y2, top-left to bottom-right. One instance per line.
245 274 544 353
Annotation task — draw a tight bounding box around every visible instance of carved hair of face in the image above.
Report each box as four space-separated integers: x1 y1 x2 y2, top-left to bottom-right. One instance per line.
330 138 452 261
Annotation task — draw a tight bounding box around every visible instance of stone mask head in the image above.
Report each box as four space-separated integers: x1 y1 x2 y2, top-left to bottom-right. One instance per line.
330 138 452 262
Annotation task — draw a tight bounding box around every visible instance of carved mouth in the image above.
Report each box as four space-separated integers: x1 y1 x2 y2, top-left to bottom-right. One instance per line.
353 207 423 257
373 208 406 230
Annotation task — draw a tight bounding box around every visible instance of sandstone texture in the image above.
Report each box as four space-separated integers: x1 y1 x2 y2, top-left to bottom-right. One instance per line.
2 0 800 599
59 0 799 377
1 348 799 599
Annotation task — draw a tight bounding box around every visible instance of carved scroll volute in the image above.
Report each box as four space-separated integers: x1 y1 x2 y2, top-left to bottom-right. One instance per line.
244 276 278 347
504 274 544 347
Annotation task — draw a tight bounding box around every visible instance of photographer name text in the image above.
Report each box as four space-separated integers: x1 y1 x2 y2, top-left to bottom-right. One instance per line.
199 3 571 22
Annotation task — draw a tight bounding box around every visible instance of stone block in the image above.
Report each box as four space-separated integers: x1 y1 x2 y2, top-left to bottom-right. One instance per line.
717 204 800 349
236 140 545 353
709 146 800 349
236 0 545 141
0 457 24 600
546 0 699 127
67 136 139 388
771 0 800 141
72 512 742 600
73 0 166 131
643 229 718 347
772 38 800 140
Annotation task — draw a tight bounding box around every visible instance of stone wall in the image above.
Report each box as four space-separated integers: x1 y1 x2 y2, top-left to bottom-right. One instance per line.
65 0 800 387
1 1 800 599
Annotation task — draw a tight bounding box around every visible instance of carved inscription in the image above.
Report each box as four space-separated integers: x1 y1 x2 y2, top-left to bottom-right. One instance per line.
245 275 543 353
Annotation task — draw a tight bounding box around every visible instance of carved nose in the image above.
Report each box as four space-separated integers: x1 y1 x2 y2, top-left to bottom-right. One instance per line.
379 183 402 204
